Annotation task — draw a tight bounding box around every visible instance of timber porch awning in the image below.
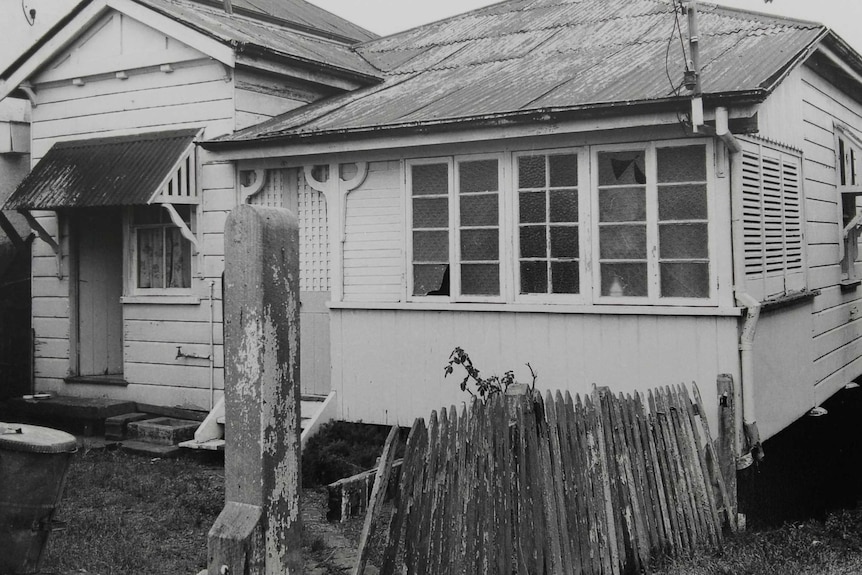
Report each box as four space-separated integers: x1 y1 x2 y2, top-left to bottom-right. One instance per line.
2 129 200 211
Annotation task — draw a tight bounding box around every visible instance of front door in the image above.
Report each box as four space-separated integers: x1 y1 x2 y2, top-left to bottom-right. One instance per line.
74 209 124 377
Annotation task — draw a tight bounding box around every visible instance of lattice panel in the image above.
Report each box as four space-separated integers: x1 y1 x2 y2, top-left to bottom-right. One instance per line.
296 170 330 292
250 169 289 209
249 169 330 292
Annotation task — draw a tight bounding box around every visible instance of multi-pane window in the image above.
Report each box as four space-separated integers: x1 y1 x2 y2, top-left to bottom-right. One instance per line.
595 143 711 301
409 157 502 298
407 142 716 305
517 153 580 295
132 205 192 290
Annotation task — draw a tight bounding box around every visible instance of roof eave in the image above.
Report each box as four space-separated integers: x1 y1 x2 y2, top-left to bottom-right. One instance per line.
201 91 766 151
236 44 383 87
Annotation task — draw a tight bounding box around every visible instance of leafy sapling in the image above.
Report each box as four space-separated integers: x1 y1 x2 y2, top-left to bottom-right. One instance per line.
444 347 537 401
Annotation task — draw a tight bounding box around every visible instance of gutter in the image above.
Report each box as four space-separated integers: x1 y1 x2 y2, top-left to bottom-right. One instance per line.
720 106 763 467
202 92 765 151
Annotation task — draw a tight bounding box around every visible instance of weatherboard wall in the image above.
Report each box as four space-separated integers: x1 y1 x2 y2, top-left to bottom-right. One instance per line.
802 62 862 405
752 59 862 436
294 129 743 434
25 10 237 409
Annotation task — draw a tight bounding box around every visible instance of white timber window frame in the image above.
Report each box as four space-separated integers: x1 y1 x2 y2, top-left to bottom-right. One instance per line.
836 124 862 283
402 138 721 309
513 148 590 304
591 139 717 306
406 154 507 303
124 144 202 299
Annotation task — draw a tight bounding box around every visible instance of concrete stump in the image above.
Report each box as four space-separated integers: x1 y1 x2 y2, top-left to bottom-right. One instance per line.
208 205 302 575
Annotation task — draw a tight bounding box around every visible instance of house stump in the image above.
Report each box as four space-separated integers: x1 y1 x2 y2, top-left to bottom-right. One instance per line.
208 205 302 575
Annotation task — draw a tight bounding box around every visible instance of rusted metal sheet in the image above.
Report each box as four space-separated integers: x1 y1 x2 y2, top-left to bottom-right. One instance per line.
137 0 380 78
141 0 376 43
214 0 827 146
2 130 198 211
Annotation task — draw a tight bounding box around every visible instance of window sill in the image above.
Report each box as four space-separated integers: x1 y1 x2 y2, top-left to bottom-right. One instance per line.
840 279 862 291
65 375 128 387
329 300 744 317
759 289 820 312
122 295 201 305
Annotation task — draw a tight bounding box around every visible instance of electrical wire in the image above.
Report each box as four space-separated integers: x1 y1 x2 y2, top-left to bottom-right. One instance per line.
21 0 35 26
664 0 690 135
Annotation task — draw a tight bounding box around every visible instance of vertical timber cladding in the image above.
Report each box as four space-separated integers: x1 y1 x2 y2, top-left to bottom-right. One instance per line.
251 169 331 395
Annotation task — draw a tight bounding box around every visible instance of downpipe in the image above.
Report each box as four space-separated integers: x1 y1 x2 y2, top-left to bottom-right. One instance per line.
720 106 764 467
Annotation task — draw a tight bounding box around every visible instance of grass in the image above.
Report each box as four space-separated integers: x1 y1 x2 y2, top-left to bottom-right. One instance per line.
41 448 223 575
653 508 862 575
33 430 862 575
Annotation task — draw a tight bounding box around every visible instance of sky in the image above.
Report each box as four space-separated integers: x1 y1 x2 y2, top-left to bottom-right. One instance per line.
1 0 861 72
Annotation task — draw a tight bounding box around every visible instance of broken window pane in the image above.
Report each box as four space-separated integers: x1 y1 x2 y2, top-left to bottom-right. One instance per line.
598 151 646 186
414 264 449 296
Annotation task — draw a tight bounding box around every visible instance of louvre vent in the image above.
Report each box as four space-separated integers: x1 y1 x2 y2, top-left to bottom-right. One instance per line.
740 140 804 299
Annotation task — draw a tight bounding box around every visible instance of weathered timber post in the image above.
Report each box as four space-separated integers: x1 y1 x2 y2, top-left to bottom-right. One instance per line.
208 205 302 575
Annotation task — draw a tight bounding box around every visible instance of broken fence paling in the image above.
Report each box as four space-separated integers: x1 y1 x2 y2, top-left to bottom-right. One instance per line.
360 385 734 575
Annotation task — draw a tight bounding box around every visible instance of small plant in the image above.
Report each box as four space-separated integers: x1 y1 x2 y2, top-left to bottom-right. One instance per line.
444 347 537 401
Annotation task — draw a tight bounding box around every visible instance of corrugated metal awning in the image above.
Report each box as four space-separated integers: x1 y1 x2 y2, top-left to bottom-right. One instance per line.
3 129 200 211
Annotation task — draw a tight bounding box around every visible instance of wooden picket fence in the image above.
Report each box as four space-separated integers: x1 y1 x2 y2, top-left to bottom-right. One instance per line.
355 385 734 575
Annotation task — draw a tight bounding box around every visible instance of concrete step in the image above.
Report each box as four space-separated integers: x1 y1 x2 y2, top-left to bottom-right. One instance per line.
120 440 183 458
127 417 198 446
104 412 151 441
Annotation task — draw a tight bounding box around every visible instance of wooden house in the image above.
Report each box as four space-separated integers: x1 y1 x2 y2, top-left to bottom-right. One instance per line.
0 0 377 411
4 0 862 463
201 0 862 460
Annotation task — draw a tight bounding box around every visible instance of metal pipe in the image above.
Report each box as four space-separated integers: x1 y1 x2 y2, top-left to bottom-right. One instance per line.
723 114 764 466
209 279 216 410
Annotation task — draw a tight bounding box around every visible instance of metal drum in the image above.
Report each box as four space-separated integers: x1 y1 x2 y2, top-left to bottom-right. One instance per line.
0 423 77 574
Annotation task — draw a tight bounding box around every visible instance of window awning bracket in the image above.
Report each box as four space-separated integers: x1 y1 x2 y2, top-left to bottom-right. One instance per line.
19 210 62 278
159 203 199 249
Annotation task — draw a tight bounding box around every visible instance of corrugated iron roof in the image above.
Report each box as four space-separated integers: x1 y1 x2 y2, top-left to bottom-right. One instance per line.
1 0 380 86
212 0 828 146
3 130 199 211
133 0 381 79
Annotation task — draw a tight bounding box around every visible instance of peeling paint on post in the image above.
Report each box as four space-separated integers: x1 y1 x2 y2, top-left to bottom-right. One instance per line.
208 204 302 575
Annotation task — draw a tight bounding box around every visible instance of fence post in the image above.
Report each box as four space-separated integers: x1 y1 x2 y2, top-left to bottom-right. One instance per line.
208 205 302 575
716 374 738 521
